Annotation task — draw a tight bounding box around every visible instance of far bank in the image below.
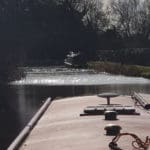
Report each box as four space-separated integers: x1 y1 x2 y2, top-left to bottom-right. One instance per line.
87 61 150 79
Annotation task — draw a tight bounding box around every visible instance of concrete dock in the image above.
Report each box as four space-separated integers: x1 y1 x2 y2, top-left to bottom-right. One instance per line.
19 95 150 150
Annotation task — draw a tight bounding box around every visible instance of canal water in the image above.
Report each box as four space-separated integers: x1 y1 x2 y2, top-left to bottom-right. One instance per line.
1 66 150 149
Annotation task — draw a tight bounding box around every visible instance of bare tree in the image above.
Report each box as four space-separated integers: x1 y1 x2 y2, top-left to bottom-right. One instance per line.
82 0 108 31
139 0 150 39
57 0 108 32
109 0 150 39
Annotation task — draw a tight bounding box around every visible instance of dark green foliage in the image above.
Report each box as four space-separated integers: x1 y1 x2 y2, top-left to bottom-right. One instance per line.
0 0 102 64
0 0 149 83
0 0 149 62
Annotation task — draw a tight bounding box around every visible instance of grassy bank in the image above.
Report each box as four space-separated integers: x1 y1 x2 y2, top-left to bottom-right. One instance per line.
87 61 150 79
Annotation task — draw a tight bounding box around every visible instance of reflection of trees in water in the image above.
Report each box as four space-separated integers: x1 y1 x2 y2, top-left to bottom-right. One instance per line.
0 83 150 149
0 85 49 149
29 84 150 98
0 85 21 150
96 84 150 96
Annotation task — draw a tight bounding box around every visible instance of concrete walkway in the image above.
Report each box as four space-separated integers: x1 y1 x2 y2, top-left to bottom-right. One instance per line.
20 95 150 150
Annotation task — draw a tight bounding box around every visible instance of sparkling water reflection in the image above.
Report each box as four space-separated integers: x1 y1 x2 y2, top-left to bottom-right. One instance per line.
12 67 150 85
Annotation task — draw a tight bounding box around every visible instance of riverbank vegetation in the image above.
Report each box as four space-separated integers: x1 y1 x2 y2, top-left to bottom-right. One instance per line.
0 0 150 64
88 61 150 79
0 0 150 82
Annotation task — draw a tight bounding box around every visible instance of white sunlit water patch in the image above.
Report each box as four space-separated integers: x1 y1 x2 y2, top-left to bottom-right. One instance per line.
12 67 150 86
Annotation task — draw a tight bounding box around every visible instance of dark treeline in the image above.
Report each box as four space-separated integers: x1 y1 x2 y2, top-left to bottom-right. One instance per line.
0 0 99 63
0 0 150 81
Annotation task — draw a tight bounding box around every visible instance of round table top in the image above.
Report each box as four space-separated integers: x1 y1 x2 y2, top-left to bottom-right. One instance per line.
97 92 119 98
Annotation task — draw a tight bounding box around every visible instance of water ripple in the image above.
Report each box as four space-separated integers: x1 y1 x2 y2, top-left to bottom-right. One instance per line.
12 67 150 86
